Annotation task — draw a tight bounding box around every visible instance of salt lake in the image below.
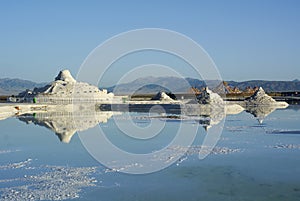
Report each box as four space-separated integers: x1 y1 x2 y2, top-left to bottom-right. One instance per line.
0 105 300 201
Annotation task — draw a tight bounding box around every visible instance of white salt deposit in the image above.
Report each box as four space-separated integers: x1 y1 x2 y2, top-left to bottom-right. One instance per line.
0 164 97 201
269 144 300 149
0 149 20 155
152 145 242 163
0 159 32 170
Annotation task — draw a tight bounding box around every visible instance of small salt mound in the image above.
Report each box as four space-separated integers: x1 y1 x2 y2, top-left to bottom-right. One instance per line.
151 92 174 102
245 87 285 106
196 87 224 105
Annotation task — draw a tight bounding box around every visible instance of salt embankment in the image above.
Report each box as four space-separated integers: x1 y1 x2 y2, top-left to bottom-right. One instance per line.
0 103 48 120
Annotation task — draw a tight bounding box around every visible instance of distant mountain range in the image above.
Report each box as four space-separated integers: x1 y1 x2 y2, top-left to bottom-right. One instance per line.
107 76 300 94
0 78 47 95
1 76 300 96
226 80 300 92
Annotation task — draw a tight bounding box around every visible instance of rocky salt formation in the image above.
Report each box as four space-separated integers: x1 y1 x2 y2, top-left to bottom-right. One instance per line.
245 87 288 107
9 70 114 104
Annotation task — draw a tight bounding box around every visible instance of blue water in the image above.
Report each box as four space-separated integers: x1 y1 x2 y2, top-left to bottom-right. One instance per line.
0 106 300 201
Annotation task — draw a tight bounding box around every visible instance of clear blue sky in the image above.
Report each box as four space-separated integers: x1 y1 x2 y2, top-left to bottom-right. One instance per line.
0 0 299 84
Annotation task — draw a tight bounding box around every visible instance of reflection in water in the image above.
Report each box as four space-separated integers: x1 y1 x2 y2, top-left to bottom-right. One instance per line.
1 103 291 144
174 103 243 131
101 103 244 131
245 105 288 124
0 103 300 201
17 105 115 143
179 104 227 131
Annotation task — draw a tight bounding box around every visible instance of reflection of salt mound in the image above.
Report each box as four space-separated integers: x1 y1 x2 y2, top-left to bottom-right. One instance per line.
151 92 174 102
13 69 114 104
244 87 288 124
18 105 115 143
245 87 288 106
246 106 277 124
182 87 237 131
180 104 225 130
245 105 289 124
199 112 225 131
196 87 224 106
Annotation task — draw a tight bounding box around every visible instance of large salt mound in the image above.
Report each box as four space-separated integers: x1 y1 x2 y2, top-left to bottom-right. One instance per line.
245 87 288 106
38 69 99 95
14 69 114 104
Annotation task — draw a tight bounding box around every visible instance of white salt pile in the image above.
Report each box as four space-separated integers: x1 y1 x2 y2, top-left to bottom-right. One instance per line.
10 69 114 104
245 87 288 107
196 87 224 106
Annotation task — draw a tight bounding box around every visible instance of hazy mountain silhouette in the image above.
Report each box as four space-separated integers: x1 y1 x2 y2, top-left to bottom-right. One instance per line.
1 76 300 95
0 78 46 95
108 77 300 94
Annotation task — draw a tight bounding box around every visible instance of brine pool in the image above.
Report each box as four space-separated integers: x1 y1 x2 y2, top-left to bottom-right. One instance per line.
0 105 300 201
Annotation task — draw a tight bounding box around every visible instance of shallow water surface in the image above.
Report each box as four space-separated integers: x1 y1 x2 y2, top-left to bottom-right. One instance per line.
0 105 300 201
